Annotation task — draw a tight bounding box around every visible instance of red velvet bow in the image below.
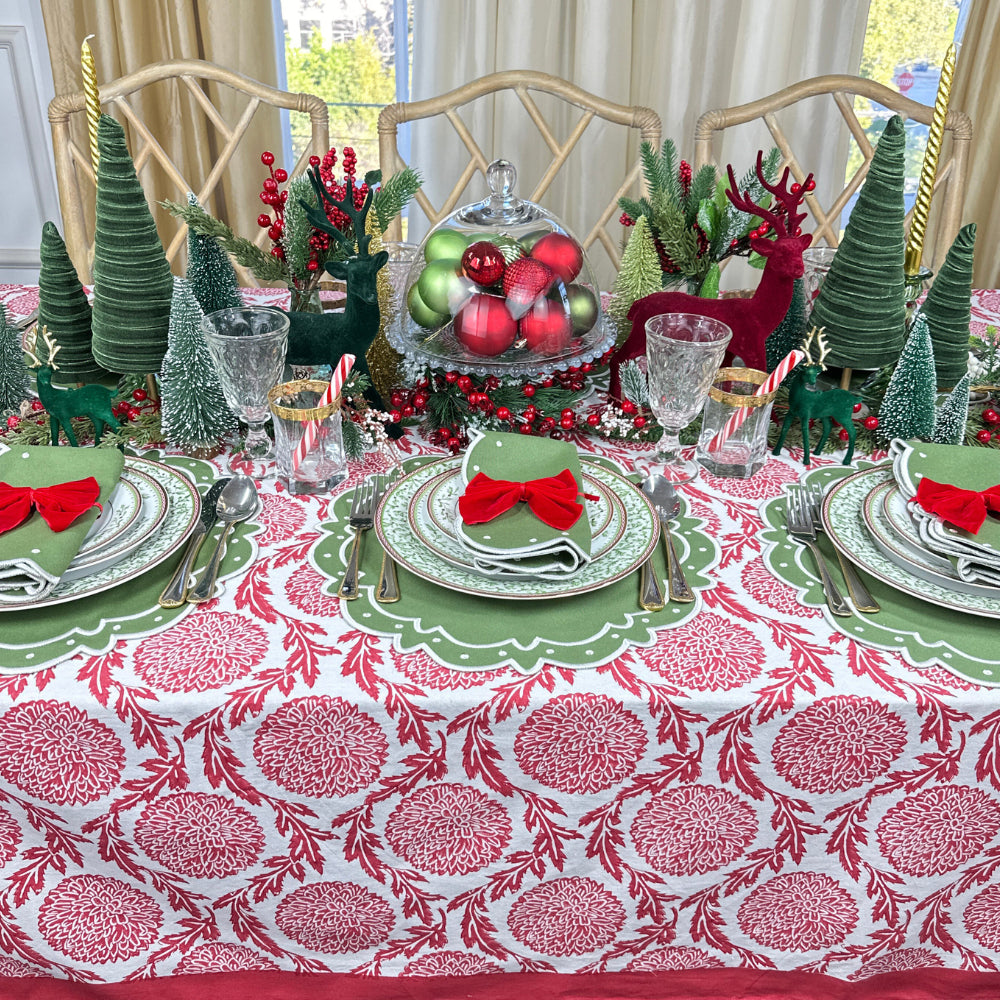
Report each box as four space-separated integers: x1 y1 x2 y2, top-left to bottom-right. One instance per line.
0 478 102 536
914 476 1000 534
458 469 597 531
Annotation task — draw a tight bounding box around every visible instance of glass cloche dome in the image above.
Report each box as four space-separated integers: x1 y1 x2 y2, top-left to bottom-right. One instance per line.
386 159 613 378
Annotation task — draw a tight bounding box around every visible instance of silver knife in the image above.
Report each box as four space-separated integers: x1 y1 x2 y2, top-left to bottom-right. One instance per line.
158 477 230 608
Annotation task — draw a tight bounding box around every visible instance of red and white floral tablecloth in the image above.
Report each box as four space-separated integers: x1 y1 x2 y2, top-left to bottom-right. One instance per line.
1 285 1000 998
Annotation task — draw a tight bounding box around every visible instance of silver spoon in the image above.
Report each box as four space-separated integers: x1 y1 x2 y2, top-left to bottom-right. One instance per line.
188 476 259 604
641 474 695 603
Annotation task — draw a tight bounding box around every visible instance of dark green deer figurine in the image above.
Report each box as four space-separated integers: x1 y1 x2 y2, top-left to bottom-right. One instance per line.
27 327 123 446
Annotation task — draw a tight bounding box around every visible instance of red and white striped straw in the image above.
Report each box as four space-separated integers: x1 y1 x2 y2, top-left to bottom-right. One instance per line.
291 353 355 473
707 349 805 453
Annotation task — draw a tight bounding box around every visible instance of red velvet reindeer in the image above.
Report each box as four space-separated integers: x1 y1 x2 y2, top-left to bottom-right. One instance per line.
609 153 814 401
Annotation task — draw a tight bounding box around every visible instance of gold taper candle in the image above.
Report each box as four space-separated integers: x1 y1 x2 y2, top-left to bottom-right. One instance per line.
81 35 101 176
905 43 956 275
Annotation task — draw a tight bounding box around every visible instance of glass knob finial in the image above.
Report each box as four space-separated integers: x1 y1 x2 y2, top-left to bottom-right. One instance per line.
487 159 517 199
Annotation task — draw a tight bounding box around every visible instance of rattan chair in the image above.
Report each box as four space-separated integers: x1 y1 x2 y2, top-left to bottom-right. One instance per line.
377 71 661 273
49 59 330 283
694 75 972 270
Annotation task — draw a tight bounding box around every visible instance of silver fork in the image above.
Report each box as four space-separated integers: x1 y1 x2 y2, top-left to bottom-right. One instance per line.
807 486 880 613
786 488 851 617
339 477 381 600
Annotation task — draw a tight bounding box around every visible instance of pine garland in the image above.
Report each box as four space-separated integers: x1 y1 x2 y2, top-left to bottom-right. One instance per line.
373 167 422 233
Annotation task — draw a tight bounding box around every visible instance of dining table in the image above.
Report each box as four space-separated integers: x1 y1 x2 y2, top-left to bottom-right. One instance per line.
1 282 1000 1000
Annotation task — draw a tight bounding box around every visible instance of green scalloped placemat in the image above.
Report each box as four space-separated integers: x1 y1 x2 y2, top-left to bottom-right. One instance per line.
0 452 260 673
759 460 1000 686
312 455 719 675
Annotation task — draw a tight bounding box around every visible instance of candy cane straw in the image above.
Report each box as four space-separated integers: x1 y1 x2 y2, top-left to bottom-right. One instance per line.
291 353 355 472
707 349 805 453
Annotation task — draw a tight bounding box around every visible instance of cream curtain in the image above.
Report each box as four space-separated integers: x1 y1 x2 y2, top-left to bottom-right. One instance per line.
950 0 998 288
40 0 281 270
411 0 870 288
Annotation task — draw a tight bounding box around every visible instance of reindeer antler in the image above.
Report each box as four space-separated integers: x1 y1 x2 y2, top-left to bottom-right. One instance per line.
302 166 377 257
23 325 61 371
800 326 828 370
726 151 812 238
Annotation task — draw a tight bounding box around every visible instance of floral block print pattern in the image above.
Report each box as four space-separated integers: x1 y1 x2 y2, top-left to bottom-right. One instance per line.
0 282 999 981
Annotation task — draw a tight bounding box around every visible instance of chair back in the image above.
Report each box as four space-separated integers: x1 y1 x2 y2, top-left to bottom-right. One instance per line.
48 59 330 284
378 71 661 277
694 74 971 270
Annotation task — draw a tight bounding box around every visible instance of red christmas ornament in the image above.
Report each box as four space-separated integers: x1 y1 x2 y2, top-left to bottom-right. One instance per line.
461 241 506 287
454 294 517 357
977 428 993 444
519 301 572 354
863 415 879 430
502 257 555 315
983 407 1000 425
530 232 583 283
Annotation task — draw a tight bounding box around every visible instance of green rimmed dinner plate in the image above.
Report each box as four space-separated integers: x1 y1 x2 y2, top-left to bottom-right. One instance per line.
374 456 658 600
822 465 1000 619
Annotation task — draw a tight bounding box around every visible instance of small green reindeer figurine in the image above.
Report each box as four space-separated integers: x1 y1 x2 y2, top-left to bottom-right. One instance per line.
773 326 861 466
26 326 124 447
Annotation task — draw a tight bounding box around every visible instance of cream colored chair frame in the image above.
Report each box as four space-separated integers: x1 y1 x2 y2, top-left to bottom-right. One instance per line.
49 59 330 283
694 75 971 268
378 71 661 270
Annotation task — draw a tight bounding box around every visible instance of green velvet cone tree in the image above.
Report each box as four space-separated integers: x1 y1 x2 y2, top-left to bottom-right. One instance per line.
877 313 938 446
37 221 104 382
186 193 242 316
607 216 662 340
932 370 972 445
159 278 237 450
811 115 908 370
920 222 976 387
91 114 173 373
766 277 807 373
0 304 30 415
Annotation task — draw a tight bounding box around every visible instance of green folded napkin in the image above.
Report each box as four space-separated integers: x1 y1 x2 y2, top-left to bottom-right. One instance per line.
0 445 125 604
893 438 1000 585
455 430 593 579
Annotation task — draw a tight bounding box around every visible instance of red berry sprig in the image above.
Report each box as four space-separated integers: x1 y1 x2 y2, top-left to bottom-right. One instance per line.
257 151 290 261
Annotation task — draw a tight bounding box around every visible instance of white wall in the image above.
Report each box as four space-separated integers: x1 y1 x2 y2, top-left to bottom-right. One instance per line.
0 0 59 284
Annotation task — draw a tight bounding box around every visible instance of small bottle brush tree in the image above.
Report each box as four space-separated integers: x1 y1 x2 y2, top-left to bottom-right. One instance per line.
811 115 908 369
932 370 972 445
607 216 662 339
877 313 938 446
920 222 976 387
38 221 104 381
186 193 242 316
91 114 173 373
0 304 29 415
159 278 237 451
766 276 807 373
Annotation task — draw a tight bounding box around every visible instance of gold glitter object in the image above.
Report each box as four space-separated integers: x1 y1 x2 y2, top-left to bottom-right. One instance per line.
81 35 102 177
905 44 956 276
364 212 403 401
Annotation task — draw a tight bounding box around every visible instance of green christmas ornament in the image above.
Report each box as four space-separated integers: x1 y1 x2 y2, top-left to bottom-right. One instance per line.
424 228 468 262
37 222 104 382
920 222 976 387
186 193 242 316
407 282 448 328
932 370 972 445
160 278 237 451
565 284 598 334
0 304 30 415
766 277 807 373
811 115 908 370
485 234 525 263
90 114 173 374
417 258 464 315
877 312 938 446
519 229 549 253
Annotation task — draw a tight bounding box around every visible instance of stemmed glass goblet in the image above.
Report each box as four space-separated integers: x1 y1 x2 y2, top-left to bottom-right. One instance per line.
645 312 733 484
201 307 290 478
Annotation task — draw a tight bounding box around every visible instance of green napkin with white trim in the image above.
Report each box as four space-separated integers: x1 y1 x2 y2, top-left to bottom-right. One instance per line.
455 431 593 579
0 445 125 604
